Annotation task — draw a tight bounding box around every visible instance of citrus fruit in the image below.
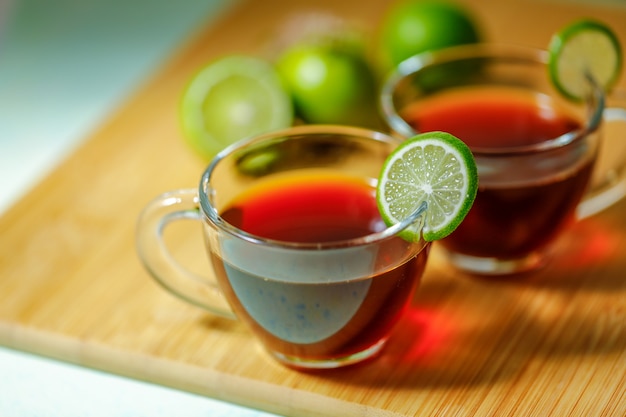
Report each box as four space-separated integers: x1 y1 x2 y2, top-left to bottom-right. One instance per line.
379 0 481 69
376 131 478 242
179 55 293 159
548 19 622 101
275 43 378 126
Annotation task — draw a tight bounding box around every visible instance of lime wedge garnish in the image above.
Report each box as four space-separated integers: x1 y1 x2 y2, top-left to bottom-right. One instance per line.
376 131 478 242
180 55 293 159
548 19 622 101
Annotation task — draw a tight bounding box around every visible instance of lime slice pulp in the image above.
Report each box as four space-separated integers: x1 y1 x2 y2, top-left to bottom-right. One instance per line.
548 19 622 101
376 131 478 242
180 55 293 159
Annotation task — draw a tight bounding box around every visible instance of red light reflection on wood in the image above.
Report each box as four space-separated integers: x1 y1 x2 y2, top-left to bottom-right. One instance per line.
550 217 623 271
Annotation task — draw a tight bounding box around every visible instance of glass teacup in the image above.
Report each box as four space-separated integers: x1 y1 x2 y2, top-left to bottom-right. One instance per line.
380 43 626 275
136 125 431 368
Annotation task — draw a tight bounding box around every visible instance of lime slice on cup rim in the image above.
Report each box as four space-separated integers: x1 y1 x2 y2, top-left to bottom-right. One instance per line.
376 131 478 242
548 19 622 101
180 55 293 159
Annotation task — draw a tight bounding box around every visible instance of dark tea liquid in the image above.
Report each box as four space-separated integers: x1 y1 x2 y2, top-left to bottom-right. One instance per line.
402 87 594 259
209 172 428 363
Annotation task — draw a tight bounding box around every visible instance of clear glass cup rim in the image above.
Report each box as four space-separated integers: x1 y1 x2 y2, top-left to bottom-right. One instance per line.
198 124 428 250
379 42 606 156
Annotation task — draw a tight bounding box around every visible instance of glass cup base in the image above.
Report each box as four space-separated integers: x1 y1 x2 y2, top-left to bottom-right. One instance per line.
269 338 388 370
444 250 547 276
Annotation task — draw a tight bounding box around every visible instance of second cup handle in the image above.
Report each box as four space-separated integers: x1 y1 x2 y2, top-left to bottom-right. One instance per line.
577 99 626 219
135 188 236 319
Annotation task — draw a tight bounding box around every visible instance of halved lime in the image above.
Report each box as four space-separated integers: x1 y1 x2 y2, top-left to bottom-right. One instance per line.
548 19 622 101
180 55 293 159
376 131 478 242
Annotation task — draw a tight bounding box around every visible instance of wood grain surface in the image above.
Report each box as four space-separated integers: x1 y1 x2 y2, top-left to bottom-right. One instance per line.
1 0 625 415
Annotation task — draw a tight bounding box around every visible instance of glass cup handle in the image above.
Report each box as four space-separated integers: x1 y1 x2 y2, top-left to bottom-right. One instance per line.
577 95 626 219
135 188 236 319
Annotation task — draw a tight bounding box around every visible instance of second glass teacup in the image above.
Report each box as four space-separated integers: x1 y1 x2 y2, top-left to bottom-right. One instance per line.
381 43 626 275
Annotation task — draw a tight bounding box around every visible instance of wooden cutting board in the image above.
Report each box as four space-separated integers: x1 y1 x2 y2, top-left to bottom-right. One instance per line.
1 0 625 415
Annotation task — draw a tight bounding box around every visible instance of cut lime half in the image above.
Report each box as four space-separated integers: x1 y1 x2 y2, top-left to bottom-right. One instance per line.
548 19 622 101
180 55 293 159
376 131 478 242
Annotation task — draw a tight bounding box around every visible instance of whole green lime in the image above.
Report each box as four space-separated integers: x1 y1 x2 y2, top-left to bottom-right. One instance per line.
380 0 482 68
276 44 379 127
